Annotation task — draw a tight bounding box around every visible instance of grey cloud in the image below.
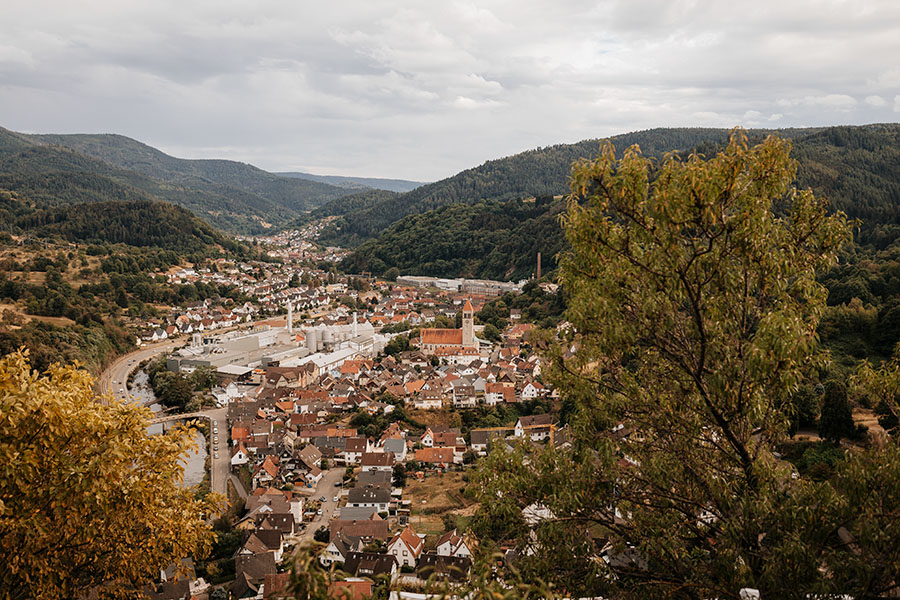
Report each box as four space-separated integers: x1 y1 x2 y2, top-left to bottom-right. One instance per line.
1 0 899 181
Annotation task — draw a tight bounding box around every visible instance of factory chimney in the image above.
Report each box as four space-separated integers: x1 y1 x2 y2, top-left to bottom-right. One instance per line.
536 252 542 280
287 302 293 334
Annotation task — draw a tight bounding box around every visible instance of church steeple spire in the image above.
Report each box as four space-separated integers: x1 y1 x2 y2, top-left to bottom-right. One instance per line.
462 298 474 348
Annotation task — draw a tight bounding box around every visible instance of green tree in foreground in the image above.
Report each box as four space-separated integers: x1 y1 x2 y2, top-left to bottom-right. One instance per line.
471 132 900 598
0 350 221 599
819 379 855 444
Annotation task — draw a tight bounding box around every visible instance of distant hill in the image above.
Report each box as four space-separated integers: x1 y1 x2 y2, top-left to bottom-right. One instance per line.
25 132 350 213
276 171 425 193
0 128 355 233
342 124 900 280
316 128 747 248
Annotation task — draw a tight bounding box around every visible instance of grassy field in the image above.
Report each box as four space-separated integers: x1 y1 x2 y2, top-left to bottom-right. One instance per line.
407 408 460 429
404 471 479 542
405 471 466 512
0 302 76 328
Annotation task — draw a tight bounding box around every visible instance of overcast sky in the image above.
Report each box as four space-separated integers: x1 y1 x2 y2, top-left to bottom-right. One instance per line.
2 1 899 181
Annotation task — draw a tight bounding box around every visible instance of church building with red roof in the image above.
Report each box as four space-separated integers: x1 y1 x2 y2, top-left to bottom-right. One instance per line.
417 299 478 354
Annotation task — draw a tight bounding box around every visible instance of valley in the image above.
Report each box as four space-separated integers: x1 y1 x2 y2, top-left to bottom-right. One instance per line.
3 123 900 599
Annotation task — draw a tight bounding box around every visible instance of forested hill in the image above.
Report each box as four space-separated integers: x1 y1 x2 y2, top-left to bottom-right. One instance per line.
341 197 566 281
0 127 289 233
316 128 750 247
790 124 900 248
287 188 402 244
25 132 350 214
15 200 246 256
0 127 354 233
342 124 900 281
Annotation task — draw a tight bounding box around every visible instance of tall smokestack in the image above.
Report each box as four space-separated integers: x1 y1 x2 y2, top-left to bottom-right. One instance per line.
353 312 358 337
536 252 541 280
287 302 293 334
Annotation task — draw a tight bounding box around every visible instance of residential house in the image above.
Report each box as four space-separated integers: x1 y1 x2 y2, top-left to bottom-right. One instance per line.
382 438 407 463
252 456 280 488
320 531 363 566
436 529 475 559
262 573 290 600
515 414 553 442
414 390 443 410
470 429 507 456
484 382 515 407
420 428 436 448
450 379 476 408
296 444 324 471
360 452 394 472
415 553 472 584
521 380 545 400
327 581 372 600
347 486 391 513
255 512 296 537
357 470 392 489
414 447 456 469
232 553 277 599
329 518 391 543
341 437 368 465
387 525 425 568
239 530 284 563
342 552 398 580
231 442 251 467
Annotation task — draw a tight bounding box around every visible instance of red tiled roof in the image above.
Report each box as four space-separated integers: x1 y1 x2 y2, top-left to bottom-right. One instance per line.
390 525 424 555
421 328 463 345
329 581 372 600
415 448 456 463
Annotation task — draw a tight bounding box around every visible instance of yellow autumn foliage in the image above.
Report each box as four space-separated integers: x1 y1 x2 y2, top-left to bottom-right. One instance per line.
0 350 221 599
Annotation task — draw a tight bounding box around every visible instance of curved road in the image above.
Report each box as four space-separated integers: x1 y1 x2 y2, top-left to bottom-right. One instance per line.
96 340 180 401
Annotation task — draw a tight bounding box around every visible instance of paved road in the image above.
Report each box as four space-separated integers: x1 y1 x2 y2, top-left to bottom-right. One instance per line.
152 406 229 499
204 407 229 499
96 340 179 401
96 323 247 401
295 468 346 545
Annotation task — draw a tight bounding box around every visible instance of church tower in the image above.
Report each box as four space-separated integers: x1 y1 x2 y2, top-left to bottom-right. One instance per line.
462 298 475 348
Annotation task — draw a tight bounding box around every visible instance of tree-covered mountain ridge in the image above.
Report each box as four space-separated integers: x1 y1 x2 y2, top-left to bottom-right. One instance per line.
317 127 806 247
0 127 356 234
340 124 900 281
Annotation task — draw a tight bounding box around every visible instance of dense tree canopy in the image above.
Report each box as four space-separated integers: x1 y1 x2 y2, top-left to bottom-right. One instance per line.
470 132 900 598
0 350 221 599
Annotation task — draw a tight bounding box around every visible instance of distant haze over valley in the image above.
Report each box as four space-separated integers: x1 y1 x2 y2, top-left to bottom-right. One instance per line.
275 172 425 193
